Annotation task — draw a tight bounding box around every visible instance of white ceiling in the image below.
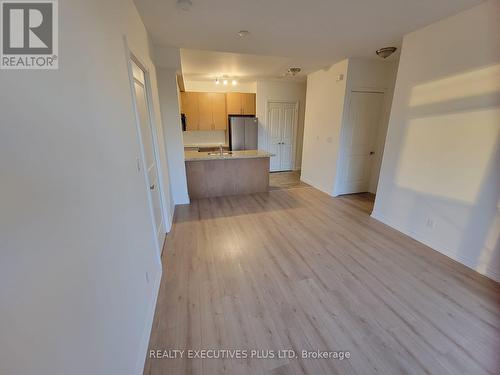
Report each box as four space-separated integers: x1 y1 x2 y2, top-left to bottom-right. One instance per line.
134 0 483 80
180 49 313 82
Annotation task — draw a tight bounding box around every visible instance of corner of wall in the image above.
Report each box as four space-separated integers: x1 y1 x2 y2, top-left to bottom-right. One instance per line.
135 267 163 374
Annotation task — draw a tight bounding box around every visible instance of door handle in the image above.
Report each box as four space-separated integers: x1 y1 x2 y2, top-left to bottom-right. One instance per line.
150 184 155 190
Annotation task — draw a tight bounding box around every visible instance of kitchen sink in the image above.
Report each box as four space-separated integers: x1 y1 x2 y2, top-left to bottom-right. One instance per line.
208 151 233 156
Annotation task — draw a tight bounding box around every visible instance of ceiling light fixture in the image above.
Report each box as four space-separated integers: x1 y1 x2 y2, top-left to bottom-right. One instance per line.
215 78 220 85
376 47 397 59
223 79 228 85
176 0 193 11
232 80 237 86
237 30 250 38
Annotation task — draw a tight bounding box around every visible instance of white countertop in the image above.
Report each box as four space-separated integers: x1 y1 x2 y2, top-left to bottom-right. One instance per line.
185 150 273 161
184 143 229 148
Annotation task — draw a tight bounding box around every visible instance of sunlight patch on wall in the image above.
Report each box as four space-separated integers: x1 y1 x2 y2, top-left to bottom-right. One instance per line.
409 64 500 107
395 108 500 204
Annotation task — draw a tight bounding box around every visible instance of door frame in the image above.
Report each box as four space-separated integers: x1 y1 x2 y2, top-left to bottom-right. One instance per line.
334 87 386 196
124 41 167 261
266 100 299 171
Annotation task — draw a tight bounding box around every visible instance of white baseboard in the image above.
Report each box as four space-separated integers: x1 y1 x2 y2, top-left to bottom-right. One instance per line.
135 269 162 374
175 195 190 205
300 176 333 196
371 210 500 283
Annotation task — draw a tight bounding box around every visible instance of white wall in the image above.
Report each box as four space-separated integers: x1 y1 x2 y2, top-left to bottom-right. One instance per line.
373 1 500 282
0 0 172 374
335 58 399 194
157 68 190 205
301 59 349 193
256 80 307 170
184 80 257 93
183 130 227 146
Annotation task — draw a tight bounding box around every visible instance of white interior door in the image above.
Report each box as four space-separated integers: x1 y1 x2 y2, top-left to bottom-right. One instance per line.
280 103 296 171
131 60 164 250
268 103 282 172
267 101 297 172
337 91 384 194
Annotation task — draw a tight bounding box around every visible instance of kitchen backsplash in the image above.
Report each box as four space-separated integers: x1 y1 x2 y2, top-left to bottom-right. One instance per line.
183 130 227 146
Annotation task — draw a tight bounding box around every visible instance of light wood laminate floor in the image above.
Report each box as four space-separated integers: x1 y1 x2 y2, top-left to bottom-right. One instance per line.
144 187 500 375
269 170 309 190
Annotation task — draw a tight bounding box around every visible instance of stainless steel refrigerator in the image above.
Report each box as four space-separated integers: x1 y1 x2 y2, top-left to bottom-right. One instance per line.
228 116 258 151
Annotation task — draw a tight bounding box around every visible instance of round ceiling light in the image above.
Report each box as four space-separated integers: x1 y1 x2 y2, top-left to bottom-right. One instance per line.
376 47 397 59
237 30 250 38
232 80 237 86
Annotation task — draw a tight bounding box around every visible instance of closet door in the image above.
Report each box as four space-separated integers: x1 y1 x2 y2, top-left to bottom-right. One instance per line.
337 91 384 194
268 103 282 172
280 103 296 171
267 102 297 172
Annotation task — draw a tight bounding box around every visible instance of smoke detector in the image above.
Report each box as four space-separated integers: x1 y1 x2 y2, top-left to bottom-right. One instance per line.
376 47 397 59
176 0 193 11
287 67 301 76
237 30 250 38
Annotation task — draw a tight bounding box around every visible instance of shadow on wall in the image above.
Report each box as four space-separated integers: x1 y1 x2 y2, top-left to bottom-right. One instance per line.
380 63 500 280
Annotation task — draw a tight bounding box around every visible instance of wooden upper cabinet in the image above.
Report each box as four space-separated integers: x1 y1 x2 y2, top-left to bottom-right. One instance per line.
181 91 255 130
181 92 199 130
242 93 256 115
226 92 242 115
226 92 256 115
181 91 228 131
212 93 227 130
197 92 213 130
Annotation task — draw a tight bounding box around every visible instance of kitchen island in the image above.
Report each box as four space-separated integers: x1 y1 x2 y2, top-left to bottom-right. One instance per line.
184 150 272 199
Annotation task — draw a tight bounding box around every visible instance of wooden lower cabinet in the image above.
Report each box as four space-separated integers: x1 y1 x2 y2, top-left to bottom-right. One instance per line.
185 157 270 199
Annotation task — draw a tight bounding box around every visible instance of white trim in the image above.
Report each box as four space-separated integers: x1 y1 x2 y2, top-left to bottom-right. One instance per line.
123 38 164 264
300 176 333 196
265 100 299 171
334 88 386 196
134 268 162 374
371 210 500 283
